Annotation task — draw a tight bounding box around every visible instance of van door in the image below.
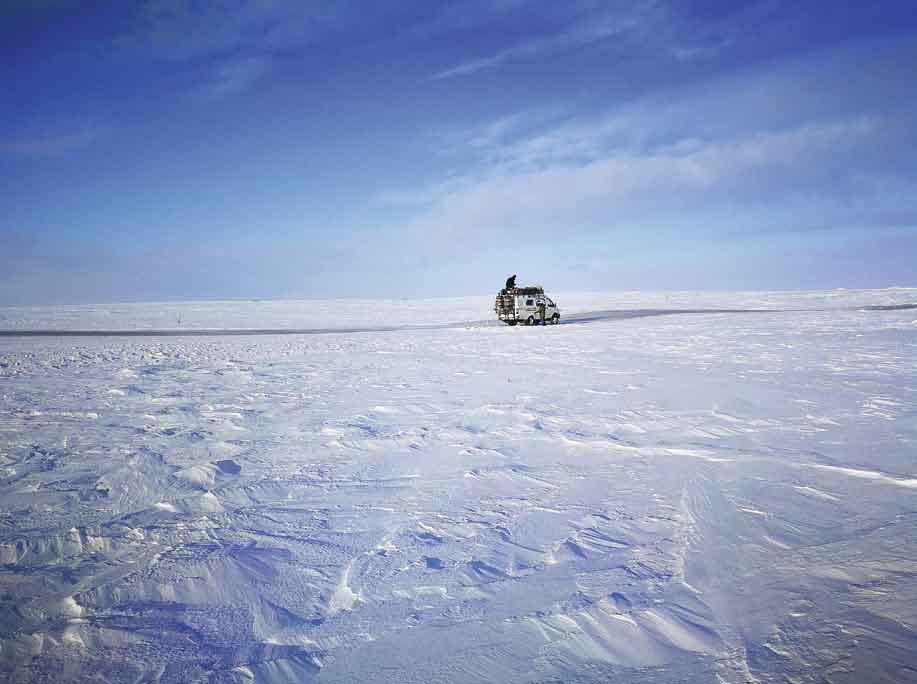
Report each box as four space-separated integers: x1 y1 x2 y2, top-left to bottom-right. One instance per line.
535 298 548 323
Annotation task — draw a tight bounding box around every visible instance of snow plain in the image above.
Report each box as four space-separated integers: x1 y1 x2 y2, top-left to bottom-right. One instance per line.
0 290 915 683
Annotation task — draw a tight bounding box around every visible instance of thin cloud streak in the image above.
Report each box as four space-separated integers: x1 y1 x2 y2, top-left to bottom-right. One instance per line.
0 126 99 156
429 1 830 81
431 4 657 80
201 56 271 100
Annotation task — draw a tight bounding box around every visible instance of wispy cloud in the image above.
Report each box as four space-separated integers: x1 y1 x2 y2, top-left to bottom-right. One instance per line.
433 54 505 80
124 0 283 61
120 0 359 61
201 56 270 100
429 1 796 80
409 117 890 237
0 0 79 22
432 3 657 80
398 35 917 245
0 124 99 156
112 1 365 99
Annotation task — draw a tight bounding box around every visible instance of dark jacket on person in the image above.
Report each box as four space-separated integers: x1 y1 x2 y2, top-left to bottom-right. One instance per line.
505 275 517 290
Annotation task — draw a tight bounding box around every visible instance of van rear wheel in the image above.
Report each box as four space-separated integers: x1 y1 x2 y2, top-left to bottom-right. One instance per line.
526 316 535 326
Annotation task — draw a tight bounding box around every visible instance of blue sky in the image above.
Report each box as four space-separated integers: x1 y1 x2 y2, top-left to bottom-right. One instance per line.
2 0 916 303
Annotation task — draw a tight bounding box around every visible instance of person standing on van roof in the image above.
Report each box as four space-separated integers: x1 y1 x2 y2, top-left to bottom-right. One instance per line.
505 274 516 291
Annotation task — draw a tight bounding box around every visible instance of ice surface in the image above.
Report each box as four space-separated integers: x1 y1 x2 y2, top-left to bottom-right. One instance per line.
1 291 916 683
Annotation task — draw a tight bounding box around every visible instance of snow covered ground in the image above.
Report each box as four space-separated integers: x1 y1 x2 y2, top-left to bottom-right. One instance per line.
1 288 914 331
1 290 916 683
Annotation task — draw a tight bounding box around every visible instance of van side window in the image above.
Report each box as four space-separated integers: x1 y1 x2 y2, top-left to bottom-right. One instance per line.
526 299 534 306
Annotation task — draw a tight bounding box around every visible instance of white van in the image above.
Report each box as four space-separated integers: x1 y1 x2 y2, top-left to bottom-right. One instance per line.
494 286 560 326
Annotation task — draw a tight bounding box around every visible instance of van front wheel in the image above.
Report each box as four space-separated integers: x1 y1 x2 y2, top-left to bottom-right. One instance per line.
551 314 560 324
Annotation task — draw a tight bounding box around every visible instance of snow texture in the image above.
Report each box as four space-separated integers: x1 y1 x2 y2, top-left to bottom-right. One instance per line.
0 290 916 683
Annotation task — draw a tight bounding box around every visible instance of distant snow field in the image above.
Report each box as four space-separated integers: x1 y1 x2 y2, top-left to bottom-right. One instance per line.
1 291 916 683
1 288 914 331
